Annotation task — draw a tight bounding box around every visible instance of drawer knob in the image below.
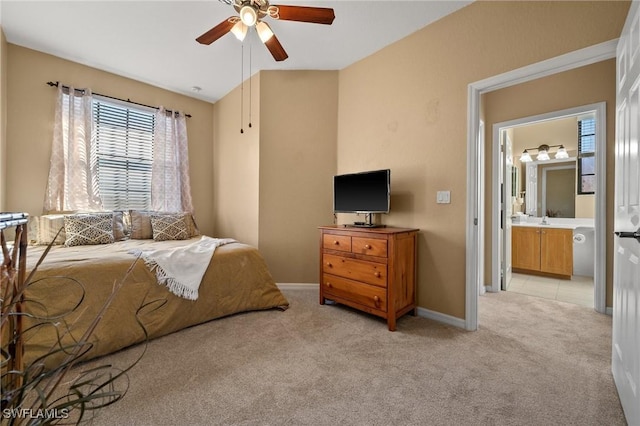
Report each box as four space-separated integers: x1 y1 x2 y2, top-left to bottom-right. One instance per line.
326 262 332 267
326 282 332 288
373 295 380 307
333 240 339 245
374 272 381 278
364 244 371 249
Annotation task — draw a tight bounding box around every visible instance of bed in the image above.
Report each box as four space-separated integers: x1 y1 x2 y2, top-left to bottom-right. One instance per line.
21 236 289 369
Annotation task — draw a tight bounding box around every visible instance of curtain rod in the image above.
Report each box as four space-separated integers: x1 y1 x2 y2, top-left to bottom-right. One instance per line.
46 81 192 118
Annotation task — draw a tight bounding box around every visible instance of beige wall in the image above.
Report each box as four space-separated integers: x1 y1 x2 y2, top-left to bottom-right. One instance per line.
213 74 261 247
259 70 338 282
483 59 618 307
338 1 628 319
1 27 7 210
576 195 596 218
5 45 216 234
214 70 338 282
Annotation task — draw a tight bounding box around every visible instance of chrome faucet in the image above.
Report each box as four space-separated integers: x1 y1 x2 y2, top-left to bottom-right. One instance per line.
540 216 549 225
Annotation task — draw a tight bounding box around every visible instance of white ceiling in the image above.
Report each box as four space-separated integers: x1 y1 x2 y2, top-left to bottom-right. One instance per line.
0 0 472 103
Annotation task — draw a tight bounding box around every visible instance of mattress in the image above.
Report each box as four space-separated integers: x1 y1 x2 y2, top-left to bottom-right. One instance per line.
21 237 289 368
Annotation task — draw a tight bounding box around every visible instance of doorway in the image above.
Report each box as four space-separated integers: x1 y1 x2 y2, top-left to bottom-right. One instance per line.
491 104 605 311
464 40 617 331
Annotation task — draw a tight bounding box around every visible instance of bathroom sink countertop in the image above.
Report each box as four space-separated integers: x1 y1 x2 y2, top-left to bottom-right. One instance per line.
511 221 594 230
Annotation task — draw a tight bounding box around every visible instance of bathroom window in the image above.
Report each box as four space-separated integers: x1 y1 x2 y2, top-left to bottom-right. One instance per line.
577 118 595 194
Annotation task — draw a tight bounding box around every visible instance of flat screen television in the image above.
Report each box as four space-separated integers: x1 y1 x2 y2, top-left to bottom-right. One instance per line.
333 169 390 216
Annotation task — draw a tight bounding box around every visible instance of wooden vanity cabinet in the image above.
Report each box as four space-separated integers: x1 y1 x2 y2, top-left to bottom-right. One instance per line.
512 227 540 271
512 226 573 278
318 225 418 331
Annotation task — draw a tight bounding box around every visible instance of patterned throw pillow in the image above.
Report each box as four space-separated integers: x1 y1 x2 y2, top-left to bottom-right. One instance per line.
64 213 115 247
130 210 198 239
150 213 189 241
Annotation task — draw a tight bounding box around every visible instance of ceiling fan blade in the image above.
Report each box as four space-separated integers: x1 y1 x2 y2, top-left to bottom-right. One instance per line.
196 18 236 45
264 33 288 62
273 5 335 25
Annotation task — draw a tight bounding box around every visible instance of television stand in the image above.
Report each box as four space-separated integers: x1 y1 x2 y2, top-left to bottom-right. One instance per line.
349 222 385 228
349 213 384 228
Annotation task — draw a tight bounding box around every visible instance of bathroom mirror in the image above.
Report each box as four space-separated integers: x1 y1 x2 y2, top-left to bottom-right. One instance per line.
539 160 576 217
523 157 594 218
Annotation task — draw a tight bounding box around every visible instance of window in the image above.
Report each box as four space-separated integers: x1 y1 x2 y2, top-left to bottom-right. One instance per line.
93 97 155 210
46 87 191 214
577 118 595 194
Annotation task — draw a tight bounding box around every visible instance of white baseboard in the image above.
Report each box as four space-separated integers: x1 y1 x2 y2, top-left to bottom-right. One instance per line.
416 306 466 329
277 283 319 290
280 283 466 329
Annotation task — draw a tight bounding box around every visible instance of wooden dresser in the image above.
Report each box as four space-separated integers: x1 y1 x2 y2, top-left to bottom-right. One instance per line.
318 225 418 331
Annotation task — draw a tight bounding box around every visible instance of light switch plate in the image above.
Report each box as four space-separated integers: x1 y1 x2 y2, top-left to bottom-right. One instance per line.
437 191 451 204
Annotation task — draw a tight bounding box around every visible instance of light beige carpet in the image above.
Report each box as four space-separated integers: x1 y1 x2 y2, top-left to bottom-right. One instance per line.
84 287 625 425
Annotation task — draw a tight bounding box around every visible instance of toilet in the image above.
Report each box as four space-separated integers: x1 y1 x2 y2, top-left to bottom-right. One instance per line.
573 227 595 277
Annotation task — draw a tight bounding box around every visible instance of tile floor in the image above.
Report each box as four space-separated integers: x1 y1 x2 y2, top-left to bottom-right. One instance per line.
506 273 594 308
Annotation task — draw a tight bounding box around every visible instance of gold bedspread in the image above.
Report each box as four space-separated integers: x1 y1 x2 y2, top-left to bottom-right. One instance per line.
22 238 288 368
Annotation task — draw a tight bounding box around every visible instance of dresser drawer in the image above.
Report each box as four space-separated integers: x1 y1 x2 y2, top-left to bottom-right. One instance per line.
322 274 387 312
352 237 387 257
322 234 351 252
322 253 387 287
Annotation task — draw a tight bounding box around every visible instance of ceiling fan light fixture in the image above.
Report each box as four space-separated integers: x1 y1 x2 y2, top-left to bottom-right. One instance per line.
230 21 248 41
256 21 274 42
240 5 258 26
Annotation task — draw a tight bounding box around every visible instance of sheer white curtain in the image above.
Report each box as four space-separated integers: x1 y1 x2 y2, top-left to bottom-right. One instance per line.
44 86 102 212
151 108 193 213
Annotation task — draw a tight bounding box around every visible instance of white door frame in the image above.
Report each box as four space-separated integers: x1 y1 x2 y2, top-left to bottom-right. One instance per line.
465 40 617 330
500 131 514 291
489 103 607 316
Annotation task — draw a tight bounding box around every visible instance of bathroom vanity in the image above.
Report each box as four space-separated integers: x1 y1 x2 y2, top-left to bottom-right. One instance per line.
511 224 574 278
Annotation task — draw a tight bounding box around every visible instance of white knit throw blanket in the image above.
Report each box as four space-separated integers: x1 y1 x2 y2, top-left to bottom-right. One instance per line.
131 236 235 300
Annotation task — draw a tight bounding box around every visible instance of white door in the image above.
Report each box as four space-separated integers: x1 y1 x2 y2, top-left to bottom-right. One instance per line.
612 1 640 424
502 131 514 290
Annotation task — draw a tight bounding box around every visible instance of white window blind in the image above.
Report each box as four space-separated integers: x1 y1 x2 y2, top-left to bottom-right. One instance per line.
577 118 596 194
93 97 155 210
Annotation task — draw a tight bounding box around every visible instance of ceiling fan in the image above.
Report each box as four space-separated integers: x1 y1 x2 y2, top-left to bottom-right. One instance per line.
196 0 335 61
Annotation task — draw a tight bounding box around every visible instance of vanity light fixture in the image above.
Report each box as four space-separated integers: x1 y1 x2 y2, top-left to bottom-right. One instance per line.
555 146 569 159
519 144 569 162
520 151 533 162
537 148 550 161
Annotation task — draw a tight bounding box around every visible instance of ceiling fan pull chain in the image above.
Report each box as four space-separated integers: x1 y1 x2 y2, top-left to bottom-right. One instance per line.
248 34 252 129
240 41 244 134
